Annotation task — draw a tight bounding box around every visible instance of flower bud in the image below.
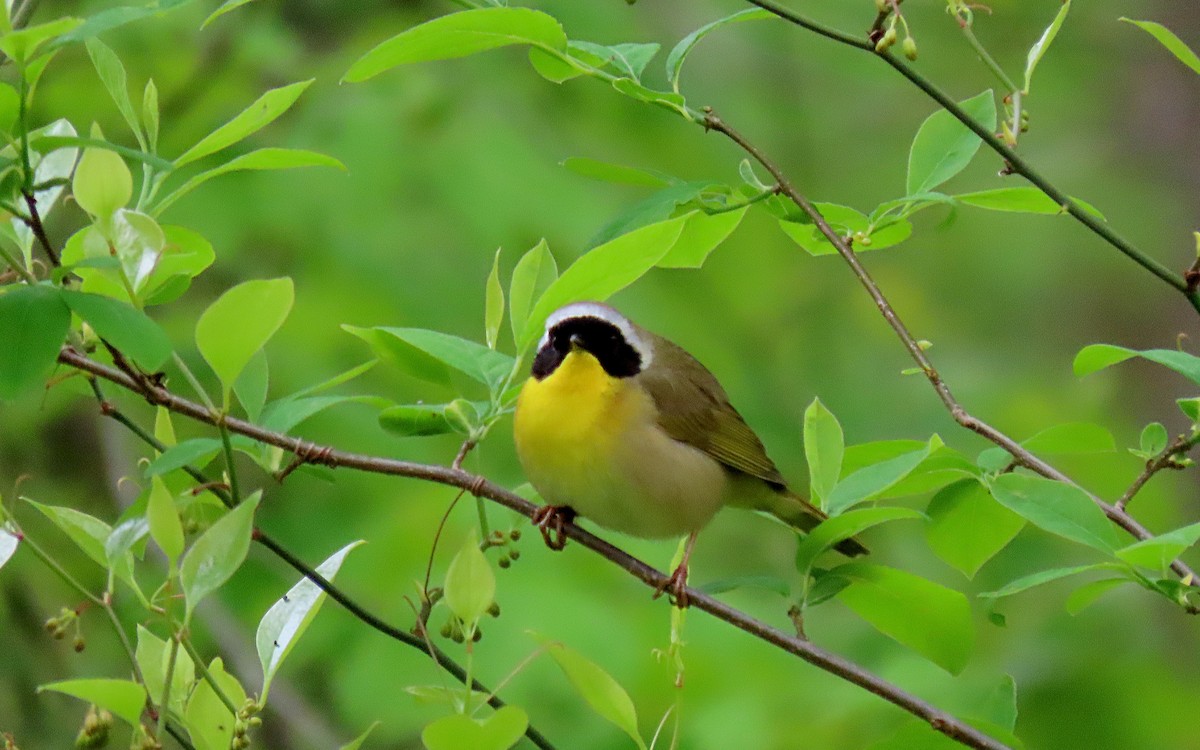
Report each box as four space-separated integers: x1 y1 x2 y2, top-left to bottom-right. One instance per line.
902 37 918 60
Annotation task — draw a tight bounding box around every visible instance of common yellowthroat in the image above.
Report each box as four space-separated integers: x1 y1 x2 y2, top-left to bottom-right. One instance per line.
513 302 866 603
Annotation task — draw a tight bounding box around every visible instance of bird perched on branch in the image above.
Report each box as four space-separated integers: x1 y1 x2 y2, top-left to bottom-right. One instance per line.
513 301 866 605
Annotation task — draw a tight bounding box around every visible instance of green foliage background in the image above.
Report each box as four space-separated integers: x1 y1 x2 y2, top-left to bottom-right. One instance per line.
1 0 1198 747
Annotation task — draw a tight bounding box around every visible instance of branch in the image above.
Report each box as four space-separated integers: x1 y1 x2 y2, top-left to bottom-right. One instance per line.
21 190 59 267
86 380 558 750
63 348 1011 750
698 108 1199 587
742 0 1200 315
1117 432 1200 511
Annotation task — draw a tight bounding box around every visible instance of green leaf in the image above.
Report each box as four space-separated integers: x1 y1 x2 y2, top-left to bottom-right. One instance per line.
85 38 141 143
155 147 345 216
656 207 747 269
1139 422 1168 455
803 397 843 505
175 80 314 167
906 90 996 195
0 82 19 133
343 7 567 83
834 562 975 674
143 80 159 151
587 181 711 248
378 404 455 437
979 562 1115 599
1120 18 1200 76
422 707 529 750
25 500 111 570
795 507 922 575
60 290 172 370
576 41 659 80
539 638 647 749
147 476 185 565
180 492 261 618
342 325 450 386
989 474 1121 552
0 285 70 399
778 203 913 256
135 625 194 717
234 349 269 422
925 479 1025 579
508 239 558 343
527 46 588 83
365 327 514 391
1178 397 1200 423
1116 521 1200 573
338 722 382 750
955 187 1106 220
1023 422 1116 454
202 0 259 28
444 533 495 624
72 135 133 218
485 247 505 349
609 77 690 119
521 215 688 349
0 17 82 62
1024 0 1072 93
1065 578 1129 615
31 134 171 171
185 657 246 750
257 540 364 699
145 437 223 477
195 277 294 400
1074 344 1200 385
665 9 773 92
261 394 386 435
826 438 938 514
38 678 146 728
560 157 669 187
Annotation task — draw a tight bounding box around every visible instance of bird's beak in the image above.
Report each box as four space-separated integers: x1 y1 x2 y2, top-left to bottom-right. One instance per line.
569 333 584 350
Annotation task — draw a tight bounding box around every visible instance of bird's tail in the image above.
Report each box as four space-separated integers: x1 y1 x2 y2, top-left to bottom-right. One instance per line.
765 490 868 557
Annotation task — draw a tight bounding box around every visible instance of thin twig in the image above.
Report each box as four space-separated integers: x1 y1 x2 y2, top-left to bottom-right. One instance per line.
1117 432 1200 511
742 0 1200 315
67 349 1012 750
20 191 58 267
86 380 557 750
696 108 1199 588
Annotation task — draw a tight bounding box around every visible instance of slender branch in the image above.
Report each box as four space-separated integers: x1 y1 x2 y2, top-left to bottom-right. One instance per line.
178 634 239 716
1117 432 1200 511
742 0 1200 314
67 349 1011 750
696 109 1199 587
20 191 58 267
86 380 557 750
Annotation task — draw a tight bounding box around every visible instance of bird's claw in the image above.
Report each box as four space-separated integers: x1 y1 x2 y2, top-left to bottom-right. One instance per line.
653 563 691 609
531 505 575 551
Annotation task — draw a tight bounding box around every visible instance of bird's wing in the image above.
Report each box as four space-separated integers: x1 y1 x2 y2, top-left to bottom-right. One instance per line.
637 336 786 487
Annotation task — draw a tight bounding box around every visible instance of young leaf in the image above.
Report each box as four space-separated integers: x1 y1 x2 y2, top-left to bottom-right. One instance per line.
73 134 133 218
38 678 146 728
0 17 83 62
906 91 996 195
1023 0 1072 94
25 500 111 570
979 562 1118 600
1074 344 1200 385
185 657 246 750
795 507 922 575
342 325 451 386
656 207 747 269
343 7 568 83
1115 521 1200 573
825 438 938 514
143 79 159 151
508 239 558 342
834 562 975 674
338 722 382 750
485 248 505 349
1139 422 1168 456
665 8 773 92
145 437 223 477
0 285 70 399
147 476 185 565
233 349 269 422
925 479 1025 579
600 42 660 80
521 215 688 349
1120 18 1200 76
85 38 141 143
195 277 294 400
989 474 1121 552
363 328 514 391
422 707 529 750
154 148 345 216
60 290 172 370
257 540 364 699
444 533 495 624
135 625 194 717
180 492 261 618
202 0 260 29
175 80 314 167
803 397 844 504
539 638 647 750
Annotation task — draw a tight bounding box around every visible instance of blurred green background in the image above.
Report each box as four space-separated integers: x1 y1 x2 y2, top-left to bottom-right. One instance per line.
2 0 1199 747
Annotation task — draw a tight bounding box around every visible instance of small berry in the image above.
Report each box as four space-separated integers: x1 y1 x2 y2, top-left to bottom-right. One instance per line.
902 37 918 61
497 556 511 569
509 529 521 541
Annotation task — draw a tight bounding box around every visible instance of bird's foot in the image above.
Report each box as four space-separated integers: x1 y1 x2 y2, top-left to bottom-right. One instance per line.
531 505 575 551
653 563 691 609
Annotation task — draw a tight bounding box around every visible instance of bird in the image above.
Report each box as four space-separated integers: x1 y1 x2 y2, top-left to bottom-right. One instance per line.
512 301 866 605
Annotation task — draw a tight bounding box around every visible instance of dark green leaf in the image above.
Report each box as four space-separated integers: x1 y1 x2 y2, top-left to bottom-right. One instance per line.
38 679 146 728
145 438 222 477
32 134 172 171
587 181 712 248
378 404 454 437
989 474 1121 552
907 90 996 195
0 285 70 399
61 290 172 370
422 707 529 750
795 507 922 575
261 394 385 435
926 479 1025 578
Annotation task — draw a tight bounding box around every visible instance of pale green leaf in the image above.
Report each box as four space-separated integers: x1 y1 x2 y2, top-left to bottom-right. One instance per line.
539 638 646 749
795 507 922 575
135 625 194 717
156 147 344 216
907 91 996 195
364 327 514 391
1120 18 1200 75
560 157 669 187
1116 521 1200 573
73 138 133 218
656 207 747 269
508 239 558 343
202 0 259 29
38 678 146 728
180 492 261 618
926 479 1025 579
85 38 141 142
485 247 505 349
1065 578 1129 615
444 533 495 624
1024 0 1072 93
989 474 1121 552
147 476 184 565
195 277 294 400
803 397 843 504
185 657 246 750
665 9 773 92
1074 344 1200 385
176 80 314 167
979 562 1116 599
826 438 938 514
422 707 529 750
